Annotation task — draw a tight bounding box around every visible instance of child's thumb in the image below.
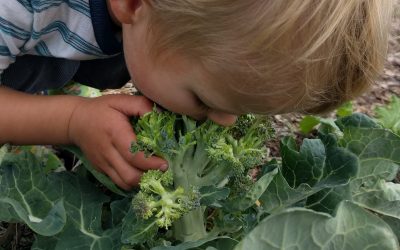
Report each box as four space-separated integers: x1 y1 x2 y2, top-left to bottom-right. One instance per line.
107 94 154 117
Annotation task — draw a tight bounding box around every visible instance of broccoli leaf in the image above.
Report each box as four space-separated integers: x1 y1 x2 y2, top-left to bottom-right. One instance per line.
375 95 400 135
63 146 128 197
223 167 278 212
303 114 400 215
199 186 230 207
259 134 358 215
305 185 352 214
0 149 123 249
0 152 66 236
353 180 400 220
261 113 400 220
32 174 121 250
121 206 159 245
259 164 314 213
151 236 235 250
339 127 400 182
336 101 353 118
299 115 321 134
235 201 398 250
382 215 400 239
280 137 358 188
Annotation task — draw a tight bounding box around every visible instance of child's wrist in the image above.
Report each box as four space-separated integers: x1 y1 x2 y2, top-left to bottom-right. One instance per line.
65 96 89 146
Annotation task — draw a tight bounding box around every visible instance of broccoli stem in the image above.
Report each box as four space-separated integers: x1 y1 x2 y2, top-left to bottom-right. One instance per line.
173 207 207 242
170 153 208 242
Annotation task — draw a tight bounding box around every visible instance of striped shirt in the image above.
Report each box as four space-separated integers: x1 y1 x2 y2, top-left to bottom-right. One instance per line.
0 0 126 90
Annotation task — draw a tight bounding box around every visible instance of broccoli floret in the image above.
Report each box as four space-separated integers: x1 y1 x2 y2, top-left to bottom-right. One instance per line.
132 170 199 229
130 109 271 241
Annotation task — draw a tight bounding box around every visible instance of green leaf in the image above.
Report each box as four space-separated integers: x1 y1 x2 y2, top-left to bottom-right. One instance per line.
223 168 277 212
353 180 400 220
336 102 353 118
0 145 8 163
63 146 128 197
33 226 121 250
382 215 400 239
336 113 381 130
0 150 123 249
33 227 121 250
259 146 357 215
121 207 159 245
261 113 400 218
281 137 325 187
213 213 247 235
235 201 399 250
259 167 313 213
31 172 122 250
18 146 65 173
299 114 400 215
299 115 320 134
0 197 65 236
375 95 400 135
339 127 400 182
305 185 352 214
199 186 230 207
280 137 358 188
31 236 58 250
151 236 234 250
0 152 66 236
299 115 342 135
110 198 132 227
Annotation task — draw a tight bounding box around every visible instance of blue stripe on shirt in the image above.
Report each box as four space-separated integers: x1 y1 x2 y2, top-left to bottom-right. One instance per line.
34 41 52 56
16 0 33 12
0 46 12 56
32 21 103 56
0 17 31 41
17 0 91 18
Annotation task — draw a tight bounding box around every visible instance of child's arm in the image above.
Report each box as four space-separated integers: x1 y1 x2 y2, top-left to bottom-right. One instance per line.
0 86 167 190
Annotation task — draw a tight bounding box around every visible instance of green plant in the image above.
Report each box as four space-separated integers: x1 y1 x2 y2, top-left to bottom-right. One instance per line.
131 169 200 230
375 95 400 135
129 111 271 243
298 102 353 134
0 112 399 249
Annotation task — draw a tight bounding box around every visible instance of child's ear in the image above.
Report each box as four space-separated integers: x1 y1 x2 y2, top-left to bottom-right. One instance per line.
108 0 144 24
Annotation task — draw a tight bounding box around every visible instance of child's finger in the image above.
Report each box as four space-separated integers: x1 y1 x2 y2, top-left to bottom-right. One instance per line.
98 163 134 191
117 136 168 171
113 124 168 172
128 151 169 171
104 148 147 186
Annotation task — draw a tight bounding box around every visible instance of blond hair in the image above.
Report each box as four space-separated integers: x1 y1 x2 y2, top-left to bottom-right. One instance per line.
146 0 394 114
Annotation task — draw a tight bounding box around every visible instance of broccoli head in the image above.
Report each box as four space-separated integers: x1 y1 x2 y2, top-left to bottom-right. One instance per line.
130 109 271 241
132 170 200 229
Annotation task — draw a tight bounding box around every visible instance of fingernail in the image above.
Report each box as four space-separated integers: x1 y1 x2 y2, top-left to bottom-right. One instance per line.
160 163 169 171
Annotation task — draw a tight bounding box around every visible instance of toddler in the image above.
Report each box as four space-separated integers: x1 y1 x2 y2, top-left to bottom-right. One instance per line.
0 0 393 189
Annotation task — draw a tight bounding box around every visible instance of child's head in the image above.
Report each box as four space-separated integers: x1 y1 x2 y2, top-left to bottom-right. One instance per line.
109 0 393 124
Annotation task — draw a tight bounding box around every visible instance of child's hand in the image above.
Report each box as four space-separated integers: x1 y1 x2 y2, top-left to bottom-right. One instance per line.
67 94 168 190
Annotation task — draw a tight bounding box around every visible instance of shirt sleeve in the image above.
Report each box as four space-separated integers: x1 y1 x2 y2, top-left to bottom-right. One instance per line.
0 3 33 84
0 35 17 84
0 45 15 85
